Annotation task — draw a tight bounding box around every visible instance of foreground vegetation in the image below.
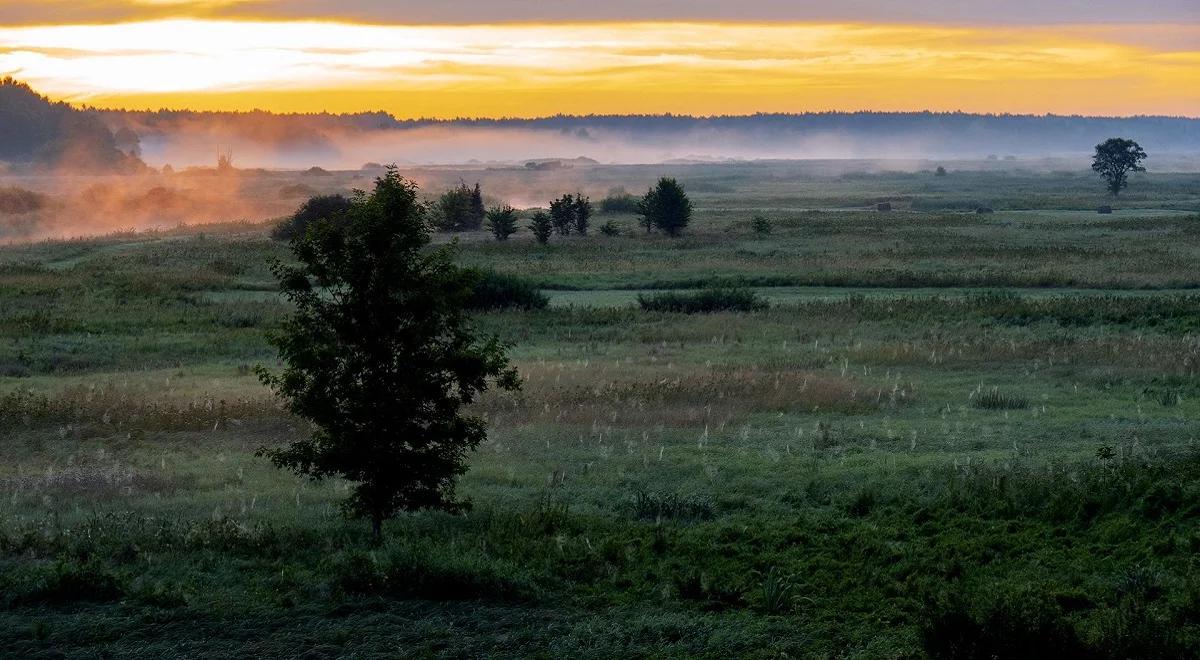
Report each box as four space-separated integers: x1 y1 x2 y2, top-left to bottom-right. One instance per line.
1 165 1199 657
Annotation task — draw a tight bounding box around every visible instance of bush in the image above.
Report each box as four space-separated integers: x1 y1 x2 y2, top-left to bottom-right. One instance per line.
599 191 639 214
549 194 576 235
431 182 485 231
485 204 519 241
750 215 772 234
921 589 1087 660
465 270 549 311
271 194 352 241
637 288 766 314
599 220 621 237
528 211 553 244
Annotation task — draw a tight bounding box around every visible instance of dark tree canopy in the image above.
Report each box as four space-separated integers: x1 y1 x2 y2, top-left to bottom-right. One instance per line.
1092 138 1147 197
638 177 692 236
528 211 553 244
548 195 576 235
485 204 519 241
573 194 592 235
0 78 145 173
259 168 519 538
432 181 486 231
271 194 353 242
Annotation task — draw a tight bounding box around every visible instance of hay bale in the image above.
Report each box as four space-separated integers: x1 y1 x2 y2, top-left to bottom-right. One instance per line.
1097 205 1113 214
876 202 892 212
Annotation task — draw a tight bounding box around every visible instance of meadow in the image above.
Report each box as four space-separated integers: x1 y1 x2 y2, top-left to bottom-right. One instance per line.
1 163 1199 658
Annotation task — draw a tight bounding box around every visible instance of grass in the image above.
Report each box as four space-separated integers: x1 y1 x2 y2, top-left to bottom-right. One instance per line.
1 163 1199 656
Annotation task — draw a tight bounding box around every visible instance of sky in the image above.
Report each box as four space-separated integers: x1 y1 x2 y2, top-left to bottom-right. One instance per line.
0 1 1197 118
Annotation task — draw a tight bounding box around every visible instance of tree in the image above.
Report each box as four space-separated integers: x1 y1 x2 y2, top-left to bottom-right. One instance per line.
258 167 520 540
935 166 947 176
271 194 352 242
548 194 575 235
470 183 486 228
638 178 692 236
485 204 519 241
573 193 592 235
1092 138 1147 197
528 211 553 244
432 182 484 231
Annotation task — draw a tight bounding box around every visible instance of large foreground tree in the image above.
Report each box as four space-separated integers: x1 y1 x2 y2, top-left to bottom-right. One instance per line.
1092 138 1147 197
259 167 520 539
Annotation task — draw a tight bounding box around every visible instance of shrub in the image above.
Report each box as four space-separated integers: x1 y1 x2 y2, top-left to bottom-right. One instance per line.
465 269 549 311
528 211 553 244
485 204 519 241
638 288 767 314
549 194 577 235
599 220 621 237
935 166 947 176
573 194 592 235
599 190 639 214
431 182 485 231
750 215 772 234
921 589 1087 659
271 194 352 241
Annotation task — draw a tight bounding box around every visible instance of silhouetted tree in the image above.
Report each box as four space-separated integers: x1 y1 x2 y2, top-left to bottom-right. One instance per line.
486 204 519 241
638 178 692 236
258 167 519 540
573 194 592 235
470 183 486 228
549 194 575 235
272 194 353 242
1092 138 1147 197
432 182 483 231
528 211 553 244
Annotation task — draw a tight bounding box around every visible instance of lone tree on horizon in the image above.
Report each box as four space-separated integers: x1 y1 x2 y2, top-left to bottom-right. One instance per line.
258 167 519 540
1092 138 1147 197
638 177 692 236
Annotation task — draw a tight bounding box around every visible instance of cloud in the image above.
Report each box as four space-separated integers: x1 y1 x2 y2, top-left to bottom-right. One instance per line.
1 20 1197 117
1 0 1198 25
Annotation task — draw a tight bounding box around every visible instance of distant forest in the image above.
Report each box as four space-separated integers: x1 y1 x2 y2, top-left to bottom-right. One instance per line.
2 77 1199 171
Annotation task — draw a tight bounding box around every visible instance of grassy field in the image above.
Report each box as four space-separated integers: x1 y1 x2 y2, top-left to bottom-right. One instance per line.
2 164 1199 658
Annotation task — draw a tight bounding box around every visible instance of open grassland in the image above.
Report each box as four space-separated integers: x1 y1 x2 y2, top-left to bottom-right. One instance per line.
2 165 1200 658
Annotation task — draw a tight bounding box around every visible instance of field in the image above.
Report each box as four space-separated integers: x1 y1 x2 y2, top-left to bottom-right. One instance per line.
2 163 1200 658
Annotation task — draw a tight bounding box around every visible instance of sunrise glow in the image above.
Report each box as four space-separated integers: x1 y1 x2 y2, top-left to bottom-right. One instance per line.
1 19 1197 117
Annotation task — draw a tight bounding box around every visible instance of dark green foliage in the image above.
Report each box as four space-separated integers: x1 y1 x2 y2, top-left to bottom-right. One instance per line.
638 177 692 236
528 211 554 244
599 220 620 237
921 589 1087 659
970 388 1030 410
433 181 486 231
638 288 767 314
258 168 520 537
935 166 947 176
485 204 519 241
548 194 576 235
1093 138 1147 197
631 490 715 521
573 194 592 235
465 269 549 311
750 215 772 234
599 190 640 214
271 194 352 242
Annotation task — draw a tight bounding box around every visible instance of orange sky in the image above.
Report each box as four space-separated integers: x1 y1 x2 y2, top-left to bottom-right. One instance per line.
1 19 1198 117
